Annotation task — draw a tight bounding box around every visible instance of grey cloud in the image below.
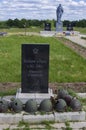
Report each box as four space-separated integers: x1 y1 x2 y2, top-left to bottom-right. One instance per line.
0 0 86 20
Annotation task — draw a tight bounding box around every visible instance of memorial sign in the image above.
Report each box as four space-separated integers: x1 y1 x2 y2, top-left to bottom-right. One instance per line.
67 23 73 31
44 23 51 31
22 44 49 93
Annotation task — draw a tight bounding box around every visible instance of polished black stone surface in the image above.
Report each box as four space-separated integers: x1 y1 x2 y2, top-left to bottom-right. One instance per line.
21 44 49 93
67 24 73 31
44 23 51 31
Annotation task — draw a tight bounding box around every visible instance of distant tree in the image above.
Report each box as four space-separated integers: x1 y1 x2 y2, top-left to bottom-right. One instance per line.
0 18 86 29
6 19 14 27
13 18 20 27
0 21 8 28
71 21 77 27
76 19 86 27
80 19 86 27
63 20 70 27
19 18 28 28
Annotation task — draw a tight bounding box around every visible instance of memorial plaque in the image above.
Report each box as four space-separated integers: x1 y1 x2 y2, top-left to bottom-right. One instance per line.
22 44 49 93
44 23 51 31
67 24 73 31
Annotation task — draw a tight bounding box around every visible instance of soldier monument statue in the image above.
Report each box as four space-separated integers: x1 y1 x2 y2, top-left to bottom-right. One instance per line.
56 4 64 32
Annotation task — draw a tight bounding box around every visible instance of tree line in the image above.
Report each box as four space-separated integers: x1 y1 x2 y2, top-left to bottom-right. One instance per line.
0 18 86 28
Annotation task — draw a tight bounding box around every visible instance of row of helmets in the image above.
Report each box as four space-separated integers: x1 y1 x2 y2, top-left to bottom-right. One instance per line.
0 89 82 113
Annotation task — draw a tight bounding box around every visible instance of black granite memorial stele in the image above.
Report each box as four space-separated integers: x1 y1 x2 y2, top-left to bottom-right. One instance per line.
44 23 51 31
22 44 49 93
67 24 73 31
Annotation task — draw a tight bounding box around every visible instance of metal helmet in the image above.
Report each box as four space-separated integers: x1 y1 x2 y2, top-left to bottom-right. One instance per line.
58 89 68 99
39 99 53 112
0 99 9 113
70 98 82 111
11 98 23 112
55 99 67 112
64 95 73 106
25 99 38 113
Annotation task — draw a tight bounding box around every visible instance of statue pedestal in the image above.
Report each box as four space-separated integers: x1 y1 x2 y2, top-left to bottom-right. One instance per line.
56 22 63 32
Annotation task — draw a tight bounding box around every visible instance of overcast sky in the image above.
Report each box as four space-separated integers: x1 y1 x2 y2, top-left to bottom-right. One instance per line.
0 0 86 21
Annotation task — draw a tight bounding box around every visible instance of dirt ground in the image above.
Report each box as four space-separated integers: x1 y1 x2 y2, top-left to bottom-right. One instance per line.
0 82 86 93
0 37 86 93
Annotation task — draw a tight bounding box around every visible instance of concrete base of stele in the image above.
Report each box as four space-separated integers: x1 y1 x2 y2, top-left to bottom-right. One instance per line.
16 88 54 105
40 31 56 37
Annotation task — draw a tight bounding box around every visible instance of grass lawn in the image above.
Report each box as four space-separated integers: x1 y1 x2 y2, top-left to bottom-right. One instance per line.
0 35 86 83
81 37 86 40
74 27 86 34
0 27 86 34
0 26 43 33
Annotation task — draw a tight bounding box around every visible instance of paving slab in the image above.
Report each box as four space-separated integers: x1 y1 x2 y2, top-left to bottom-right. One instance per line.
30 124 45 129
70 122 86 129
51 122 66 129
54 111 85 122
0 124 10 130
0 111 85 125
0 122 86 130
0 113 22 124
10 125 25 130
51 122 86 129
65 35 86 48
77 93 86 98
40 31 56 37
23 113 54 123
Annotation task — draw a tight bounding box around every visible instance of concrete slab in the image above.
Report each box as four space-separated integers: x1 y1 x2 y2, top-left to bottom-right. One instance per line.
0 111 85 125
0 124 9 130
23 114 54 123
65 35 86 48
77 93 86 98
0 113 22 124
10 125 25 130
54 111 85 122
16 88 54 104
0 122 86 130
3 95 15 102
30 124 45 129
70 122 86 129
51 123 66 129
40 31 56 37
51 122 86 129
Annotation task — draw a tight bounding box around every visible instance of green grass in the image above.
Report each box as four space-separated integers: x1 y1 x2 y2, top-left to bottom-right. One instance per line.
79 98 86 106
74 27 86 34
81 37 86 40
63 27 86 34
1 27 86 34
0 35 86 82
0 26 42 33
18 120 30 128
0 89 16 96
41 120 55 130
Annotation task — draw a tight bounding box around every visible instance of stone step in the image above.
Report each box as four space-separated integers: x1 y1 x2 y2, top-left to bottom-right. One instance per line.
51 122 86 129
2 92 86 103
77 93 86 98
0 122 86 130
0 111 85 125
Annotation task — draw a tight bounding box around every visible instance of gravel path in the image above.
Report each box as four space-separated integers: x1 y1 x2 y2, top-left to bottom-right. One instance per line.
58 36 86 59
65 35 86 48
